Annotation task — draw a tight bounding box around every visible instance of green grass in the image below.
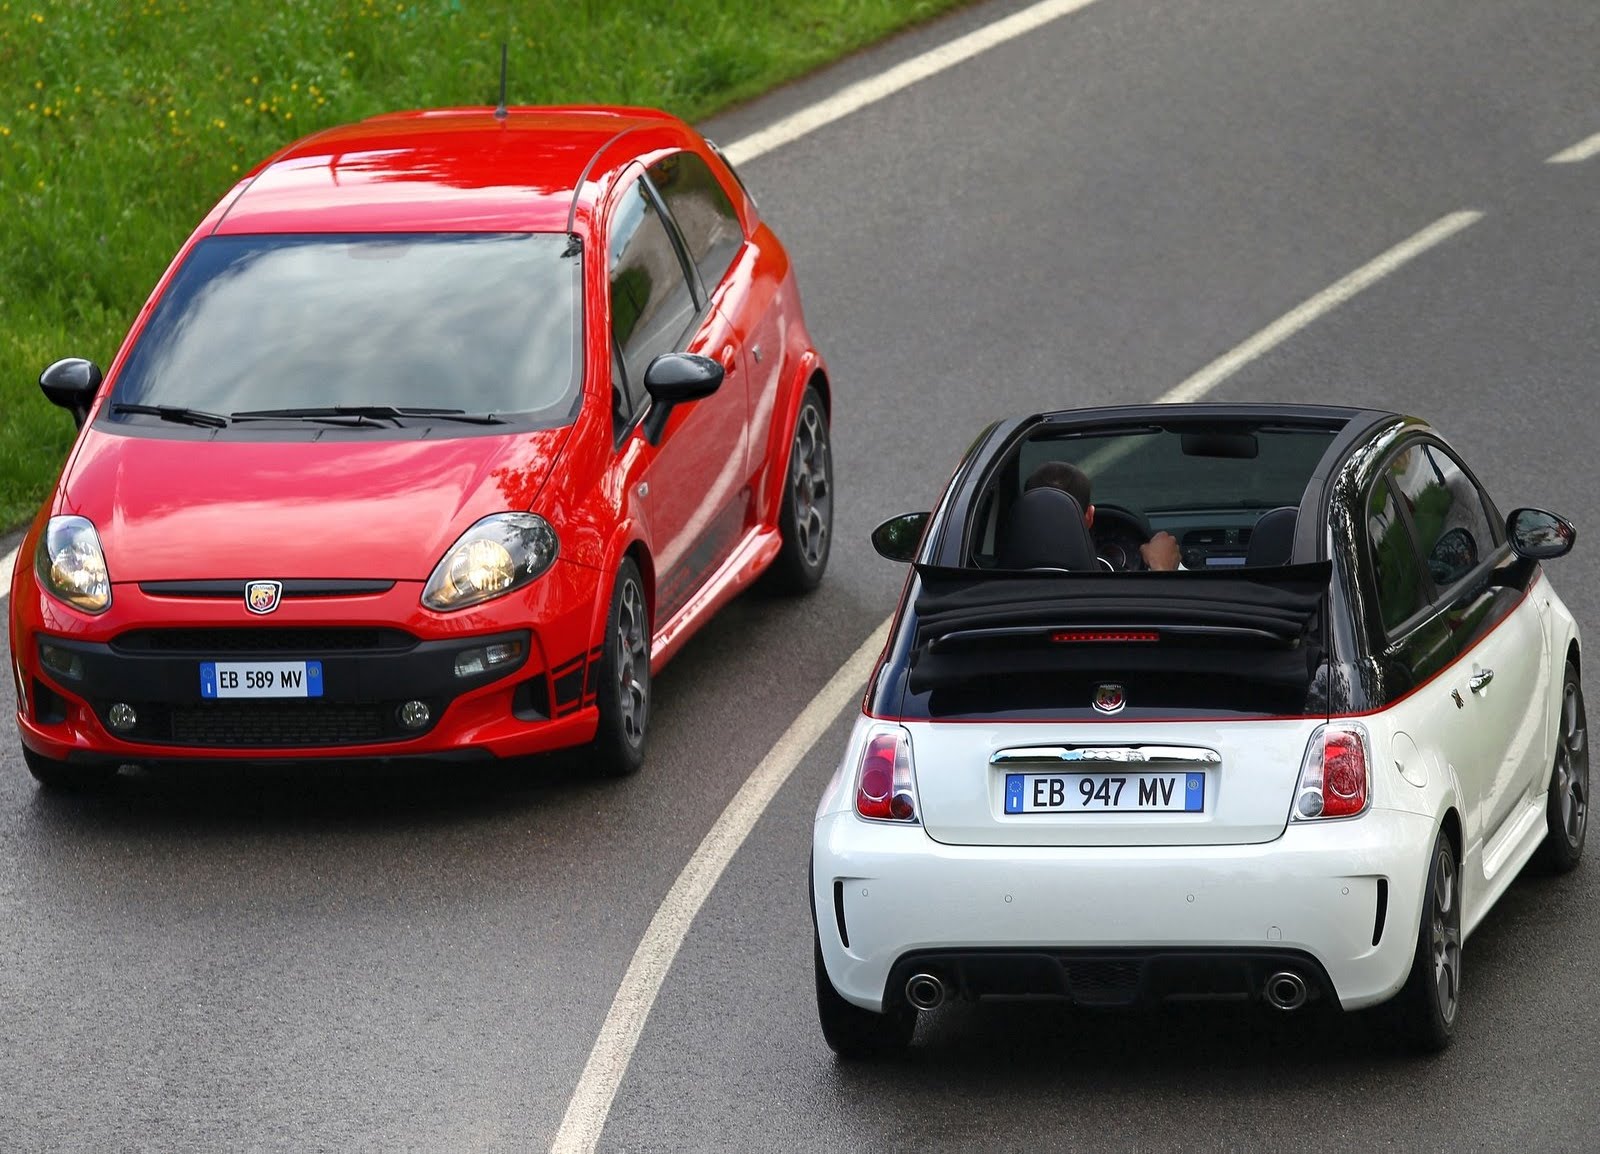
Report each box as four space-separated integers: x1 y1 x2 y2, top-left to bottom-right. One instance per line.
0 0 966 529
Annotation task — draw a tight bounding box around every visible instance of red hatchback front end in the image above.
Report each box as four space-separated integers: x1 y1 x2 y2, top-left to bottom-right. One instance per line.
12 429 605 771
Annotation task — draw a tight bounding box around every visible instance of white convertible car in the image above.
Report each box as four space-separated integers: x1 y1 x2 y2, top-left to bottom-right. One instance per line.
812 404 1583 1056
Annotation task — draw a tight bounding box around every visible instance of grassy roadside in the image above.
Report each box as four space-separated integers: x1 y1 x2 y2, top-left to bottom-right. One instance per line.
0 0 966 528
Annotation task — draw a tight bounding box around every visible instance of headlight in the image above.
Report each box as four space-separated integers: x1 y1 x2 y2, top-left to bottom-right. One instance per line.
35 515 111 614
422 513 558 611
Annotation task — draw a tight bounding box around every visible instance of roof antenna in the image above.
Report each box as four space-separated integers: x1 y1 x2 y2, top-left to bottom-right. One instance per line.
494 42 508 120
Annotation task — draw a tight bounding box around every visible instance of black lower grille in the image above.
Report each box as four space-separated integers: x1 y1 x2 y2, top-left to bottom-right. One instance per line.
1064 960 1143 1005
113 628 415 654
887 948 1336 1010
119 701 421 747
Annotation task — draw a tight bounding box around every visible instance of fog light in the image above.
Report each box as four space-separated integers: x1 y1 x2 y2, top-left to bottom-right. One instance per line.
398 700 431 730
453 639 524 678
107 702 137 732
38 641 84 681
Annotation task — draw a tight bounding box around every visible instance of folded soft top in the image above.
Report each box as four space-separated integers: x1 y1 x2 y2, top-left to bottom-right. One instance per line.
907 562 1330 695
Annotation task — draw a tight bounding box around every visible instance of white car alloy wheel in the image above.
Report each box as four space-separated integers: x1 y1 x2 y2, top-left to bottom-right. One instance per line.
1538 664 1588 872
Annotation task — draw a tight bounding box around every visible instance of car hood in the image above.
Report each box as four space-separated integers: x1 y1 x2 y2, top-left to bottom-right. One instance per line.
59 426 571 582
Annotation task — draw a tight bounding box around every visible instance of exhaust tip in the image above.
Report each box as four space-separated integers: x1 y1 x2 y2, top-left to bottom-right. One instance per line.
905 972 946 1011
1263 970 1309 1011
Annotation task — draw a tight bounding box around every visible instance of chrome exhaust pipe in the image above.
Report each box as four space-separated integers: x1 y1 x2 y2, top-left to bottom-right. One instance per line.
905 972 946 1011
1263 970 1308 1011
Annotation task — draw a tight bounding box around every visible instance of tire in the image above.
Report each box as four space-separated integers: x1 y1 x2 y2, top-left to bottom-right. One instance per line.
1388 827 1462 1053
814 927 915 1059
764 385 832 594
589 558 650 777
1536 662 1587 874
22 746 117 792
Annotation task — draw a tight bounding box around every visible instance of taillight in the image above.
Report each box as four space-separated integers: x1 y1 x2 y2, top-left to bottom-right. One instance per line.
1291 723 1371 821
855 726 918 823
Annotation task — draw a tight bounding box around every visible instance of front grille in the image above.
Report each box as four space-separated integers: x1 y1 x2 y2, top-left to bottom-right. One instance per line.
113 628 416 654
123 701 414 747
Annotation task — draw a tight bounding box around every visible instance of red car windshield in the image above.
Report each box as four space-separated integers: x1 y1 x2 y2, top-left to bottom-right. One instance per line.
107 232 582 426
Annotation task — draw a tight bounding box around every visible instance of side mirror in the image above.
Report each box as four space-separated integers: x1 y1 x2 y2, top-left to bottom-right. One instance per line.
1506 507 1576 560
641 353 723 443
871 512 930 563
40 358 103 429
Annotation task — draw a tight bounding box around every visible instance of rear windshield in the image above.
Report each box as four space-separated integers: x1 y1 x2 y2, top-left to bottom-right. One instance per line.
1019 425 1338 512
108 232 582 425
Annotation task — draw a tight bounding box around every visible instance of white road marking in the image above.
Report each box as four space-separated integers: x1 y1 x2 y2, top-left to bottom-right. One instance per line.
1 545 17 601
549 618 890 1154
1157 210 1484 404
719 0 1102 167
1546 131 1600 164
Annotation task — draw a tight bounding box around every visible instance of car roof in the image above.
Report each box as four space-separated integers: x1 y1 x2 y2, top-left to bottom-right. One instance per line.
213 106 688 237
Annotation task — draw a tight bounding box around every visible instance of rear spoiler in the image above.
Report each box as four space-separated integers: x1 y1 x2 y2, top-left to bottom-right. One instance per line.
908 562 1330 693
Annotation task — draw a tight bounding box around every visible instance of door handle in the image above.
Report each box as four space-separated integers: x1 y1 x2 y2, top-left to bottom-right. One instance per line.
1468 668 1494 693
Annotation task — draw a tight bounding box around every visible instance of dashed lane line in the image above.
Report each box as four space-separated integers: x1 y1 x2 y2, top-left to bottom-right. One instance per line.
1157 210 1484 404
1546 131 1600 165
719 0 1103 167
1 546 16 601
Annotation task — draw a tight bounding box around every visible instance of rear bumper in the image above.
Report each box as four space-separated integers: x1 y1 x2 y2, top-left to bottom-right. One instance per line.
812 807 1436 1013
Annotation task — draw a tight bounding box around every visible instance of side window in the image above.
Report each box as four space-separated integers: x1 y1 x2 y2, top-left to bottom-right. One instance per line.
1386 444 1496 589
1366 479 1427 633
608 176 698 422
648 151 744 291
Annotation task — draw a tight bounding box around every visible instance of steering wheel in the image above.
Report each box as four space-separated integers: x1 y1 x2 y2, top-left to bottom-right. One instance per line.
1091 503 1154 572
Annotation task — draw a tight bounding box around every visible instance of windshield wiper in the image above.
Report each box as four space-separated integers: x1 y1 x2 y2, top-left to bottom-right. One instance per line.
111 402 230 429
231 405 507 426
230 407 390 428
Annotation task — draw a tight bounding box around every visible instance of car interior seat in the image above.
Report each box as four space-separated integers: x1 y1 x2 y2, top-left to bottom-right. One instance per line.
1245 505 1298 566
996 487 1098 570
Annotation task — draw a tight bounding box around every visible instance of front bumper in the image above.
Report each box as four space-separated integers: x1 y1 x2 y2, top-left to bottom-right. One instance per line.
812 807 1437 1013
12 563 604 763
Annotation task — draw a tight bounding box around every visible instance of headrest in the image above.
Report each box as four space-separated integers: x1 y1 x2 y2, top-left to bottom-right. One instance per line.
997 487 1098 571
1246 506 1298 567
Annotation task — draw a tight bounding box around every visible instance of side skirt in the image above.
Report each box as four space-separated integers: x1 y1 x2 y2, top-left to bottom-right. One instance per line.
1462 796 1549 939
648 525 782 674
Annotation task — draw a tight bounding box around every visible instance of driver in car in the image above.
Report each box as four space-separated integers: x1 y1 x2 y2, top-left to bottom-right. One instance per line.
1025 461 1182 571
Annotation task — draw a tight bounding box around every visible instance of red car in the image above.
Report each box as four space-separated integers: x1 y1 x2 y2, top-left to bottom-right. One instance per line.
11 106 834 788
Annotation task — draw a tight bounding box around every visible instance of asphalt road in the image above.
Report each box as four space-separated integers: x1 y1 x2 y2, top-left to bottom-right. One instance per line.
5 0 1599 1149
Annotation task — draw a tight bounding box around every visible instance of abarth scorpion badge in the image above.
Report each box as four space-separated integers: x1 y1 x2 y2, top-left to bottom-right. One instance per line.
245 580 284 615
1092 683 1126 715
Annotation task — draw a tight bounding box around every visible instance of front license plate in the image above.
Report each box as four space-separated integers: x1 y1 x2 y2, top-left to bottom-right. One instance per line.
1005 771 1205 814
200 660 323 699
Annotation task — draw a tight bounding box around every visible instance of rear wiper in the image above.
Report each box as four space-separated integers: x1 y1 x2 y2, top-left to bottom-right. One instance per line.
111 402 229 429
231 405 506 426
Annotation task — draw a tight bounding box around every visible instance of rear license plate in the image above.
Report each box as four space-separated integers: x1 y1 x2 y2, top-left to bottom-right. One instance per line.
200 660 323 699
1004 771 1205 814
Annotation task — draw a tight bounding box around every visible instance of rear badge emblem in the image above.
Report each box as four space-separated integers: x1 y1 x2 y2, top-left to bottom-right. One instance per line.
245 580 283 615
1092 683 1126 715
